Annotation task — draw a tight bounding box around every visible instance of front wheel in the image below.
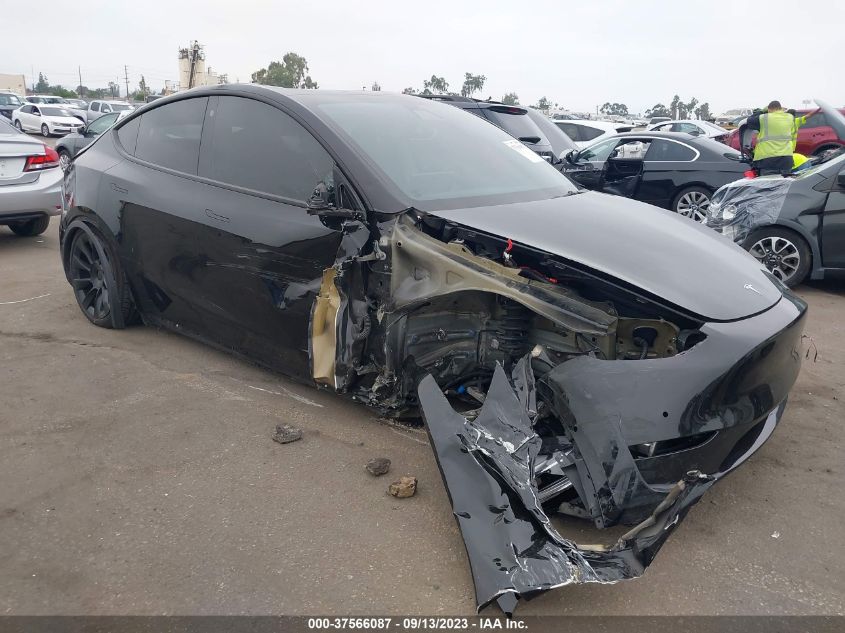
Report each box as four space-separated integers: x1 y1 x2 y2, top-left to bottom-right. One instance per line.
41 123 50 137
14 119 23 131
9 216 50 236
68 229 136 328
672 186 712 223
58 149 72 171
746 228 811 288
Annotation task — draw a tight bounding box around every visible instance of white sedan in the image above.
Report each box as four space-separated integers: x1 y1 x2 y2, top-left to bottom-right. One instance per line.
12 104 84 137
645 119 729 142
554 119 634 148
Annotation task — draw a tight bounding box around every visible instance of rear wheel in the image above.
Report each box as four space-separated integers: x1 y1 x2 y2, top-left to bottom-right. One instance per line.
672 186 711 223
9 216 50 236
41 123 50 137
68 229 136 328
746 227 811 287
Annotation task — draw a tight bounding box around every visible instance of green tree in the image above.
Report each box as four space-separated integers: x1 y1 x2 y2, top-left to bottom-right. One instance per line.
535 96 551 111
600 102 628 116
402 87 417 95
35 73 49 93
138 75 148 99
696 102 711 121
684 97 698 120
251 53 318 89
501 92 519 105
460 73 486 98
670 95 681 120
422 75 449 95
108 81 119 98
645 103 669 118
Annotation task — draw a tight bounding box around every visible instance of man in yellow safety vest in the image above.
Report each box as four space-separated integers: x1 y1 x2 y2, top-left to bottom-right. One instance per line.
745 101 816 175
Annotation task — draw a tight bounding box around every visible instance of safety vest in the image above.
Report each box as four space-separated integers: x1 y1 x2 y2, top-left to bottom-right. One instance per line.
754 111 795 160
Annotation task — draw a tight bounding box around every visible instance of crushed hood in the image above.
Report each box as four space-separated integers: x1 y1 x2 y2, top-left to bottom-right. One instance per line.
427 191 782 322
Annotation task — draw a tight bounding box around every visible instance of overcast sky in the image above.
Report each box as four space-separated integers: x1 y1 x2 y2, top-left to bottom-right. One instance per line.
2 0 841 115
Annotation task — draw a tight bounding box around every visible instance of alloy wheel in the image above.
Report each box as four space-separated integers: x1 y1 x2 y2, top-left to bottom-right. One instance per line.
749 236 800 283
41 124 50 137
15 120 22 131
675 190 710 223
59 151 71 171
69 233 112 321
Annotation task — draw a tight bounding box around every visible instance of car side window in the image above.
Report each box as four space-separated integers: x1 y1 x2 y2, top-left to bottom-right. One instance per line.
558 122 581 142
21 105 32 114
32 107 41 116
88 112 118 135
116 117 141 155
802 113 827 129
91 102 100 112
198 96 334 203
645 139 696 161
578 138 618 162
101 104 112 113
579 125 605 142
134 98 207 174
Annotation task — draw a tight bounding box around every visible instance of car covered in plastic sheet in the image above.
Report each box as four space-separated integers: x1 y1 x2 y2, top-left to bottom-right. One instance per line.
707 100 845 287
59 86 807 614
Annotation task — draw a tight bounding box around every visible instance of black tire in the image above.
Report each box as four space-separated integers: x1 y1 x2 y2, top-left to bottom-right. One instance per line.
68 229 136 328
745 227 812 288
41 123 50 137
812 144 841 157
14 119 23 131
671 186 712 223
9 215 50 236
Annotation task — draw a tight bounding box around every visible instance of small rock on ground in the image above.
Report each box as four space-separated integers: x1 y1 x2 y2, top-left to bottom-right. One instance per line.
272 423 303 444
388 475 417 498
366 457 391 476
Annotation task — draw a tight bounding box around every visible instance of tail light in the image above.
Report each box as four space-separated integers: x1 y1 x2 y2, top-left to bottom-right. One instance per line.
744 170 757 179
24 145 60 172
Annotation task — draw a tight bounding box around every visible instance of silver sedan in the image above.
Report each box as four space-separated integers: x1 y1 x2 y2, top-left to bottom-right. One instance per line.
0 117 62 236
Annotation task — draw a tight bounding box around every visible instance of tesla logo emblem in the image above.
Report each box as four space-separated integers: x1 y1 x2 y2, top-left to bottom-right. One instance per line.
744 283 762 295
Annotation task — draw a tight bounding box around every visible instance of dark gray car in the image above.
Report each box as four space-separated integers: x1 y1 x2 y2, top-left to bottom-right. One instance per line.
55 112 120 170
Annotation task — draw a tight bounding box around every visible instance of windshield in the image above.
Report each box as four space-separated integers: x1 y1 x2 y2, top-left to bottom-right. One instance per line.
41 107 76 117
317 98 577 209
110 104 133 111
42 97 66 104
0 94 22 106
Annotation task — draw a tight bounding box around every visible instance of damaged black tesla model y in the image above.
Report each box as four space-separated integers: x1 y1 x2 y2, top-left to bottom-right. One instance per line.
60 86 807 614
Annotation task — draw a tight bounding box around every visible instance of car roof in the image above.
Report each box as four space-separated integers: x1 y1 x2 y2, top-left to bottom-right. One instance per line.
559 119 624 131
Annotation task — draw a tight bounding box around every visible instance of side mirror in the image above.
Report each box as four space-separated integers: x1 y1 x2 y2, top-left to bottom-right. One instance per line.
564 149 579 163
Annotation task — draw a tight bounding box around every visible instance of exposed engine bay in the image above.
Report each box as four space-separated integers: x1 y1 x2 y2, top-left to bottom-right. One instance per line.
310 209 805 614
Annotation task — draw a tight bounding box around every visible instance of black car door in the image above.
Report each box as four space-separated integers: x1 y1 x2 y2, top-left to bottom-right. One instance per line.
190 95 362 378
600 138 648 199
821 166 845 269
563 137 619 190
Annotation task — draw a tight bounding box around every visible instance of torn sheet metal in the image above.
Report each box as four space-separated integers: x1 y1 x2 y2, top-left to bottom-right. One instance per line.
418 361 716 615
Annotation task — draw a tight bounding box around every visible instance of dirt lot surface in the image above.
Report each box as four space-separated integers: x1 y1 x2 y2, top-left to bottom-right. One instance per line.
1 219 843 615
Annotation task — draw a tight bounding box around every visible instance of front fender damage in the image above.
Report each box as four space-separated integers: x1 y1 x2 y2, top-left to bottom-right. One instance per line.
419 360 716 615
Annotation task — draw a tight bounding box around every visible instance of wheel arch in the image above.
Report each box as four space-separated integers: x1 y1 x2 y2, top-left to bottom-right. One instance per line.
62 215 128 329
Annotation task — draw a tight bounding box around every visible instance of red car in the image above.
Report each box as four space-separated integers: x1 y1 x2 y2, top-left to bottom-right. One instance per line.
726 108 845 156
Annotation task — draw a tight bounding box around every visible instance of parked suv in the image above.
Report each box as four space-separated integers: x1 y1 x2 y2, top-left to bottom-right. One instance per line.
86 100 135 123
0 92 24 120
416 95 559 162
726 108 845 157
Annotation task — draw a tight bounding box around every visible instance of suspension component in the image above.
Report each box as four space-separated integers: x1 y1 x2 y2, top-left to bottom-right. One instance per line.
497 298 531 359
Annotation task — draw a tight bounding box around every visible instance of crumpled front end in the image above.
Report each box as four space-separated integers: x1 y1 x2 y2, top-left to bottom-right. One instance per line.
311 208 807 614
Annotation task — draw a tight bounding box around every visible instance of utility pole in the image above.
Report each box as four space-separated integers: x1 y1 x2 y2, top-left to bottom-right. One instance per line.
124 65 130 100
78 66 83 96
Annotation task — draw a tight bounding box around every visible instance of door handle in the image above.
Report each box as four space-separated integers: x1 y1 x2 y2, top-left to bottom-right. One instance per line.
205 209 230 223
110 183 127 194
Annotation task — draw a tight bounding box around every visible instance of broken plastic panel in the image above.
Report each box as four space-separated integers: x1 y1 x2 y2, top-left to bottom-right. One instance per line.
418 359 717 615
707 177 791 244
